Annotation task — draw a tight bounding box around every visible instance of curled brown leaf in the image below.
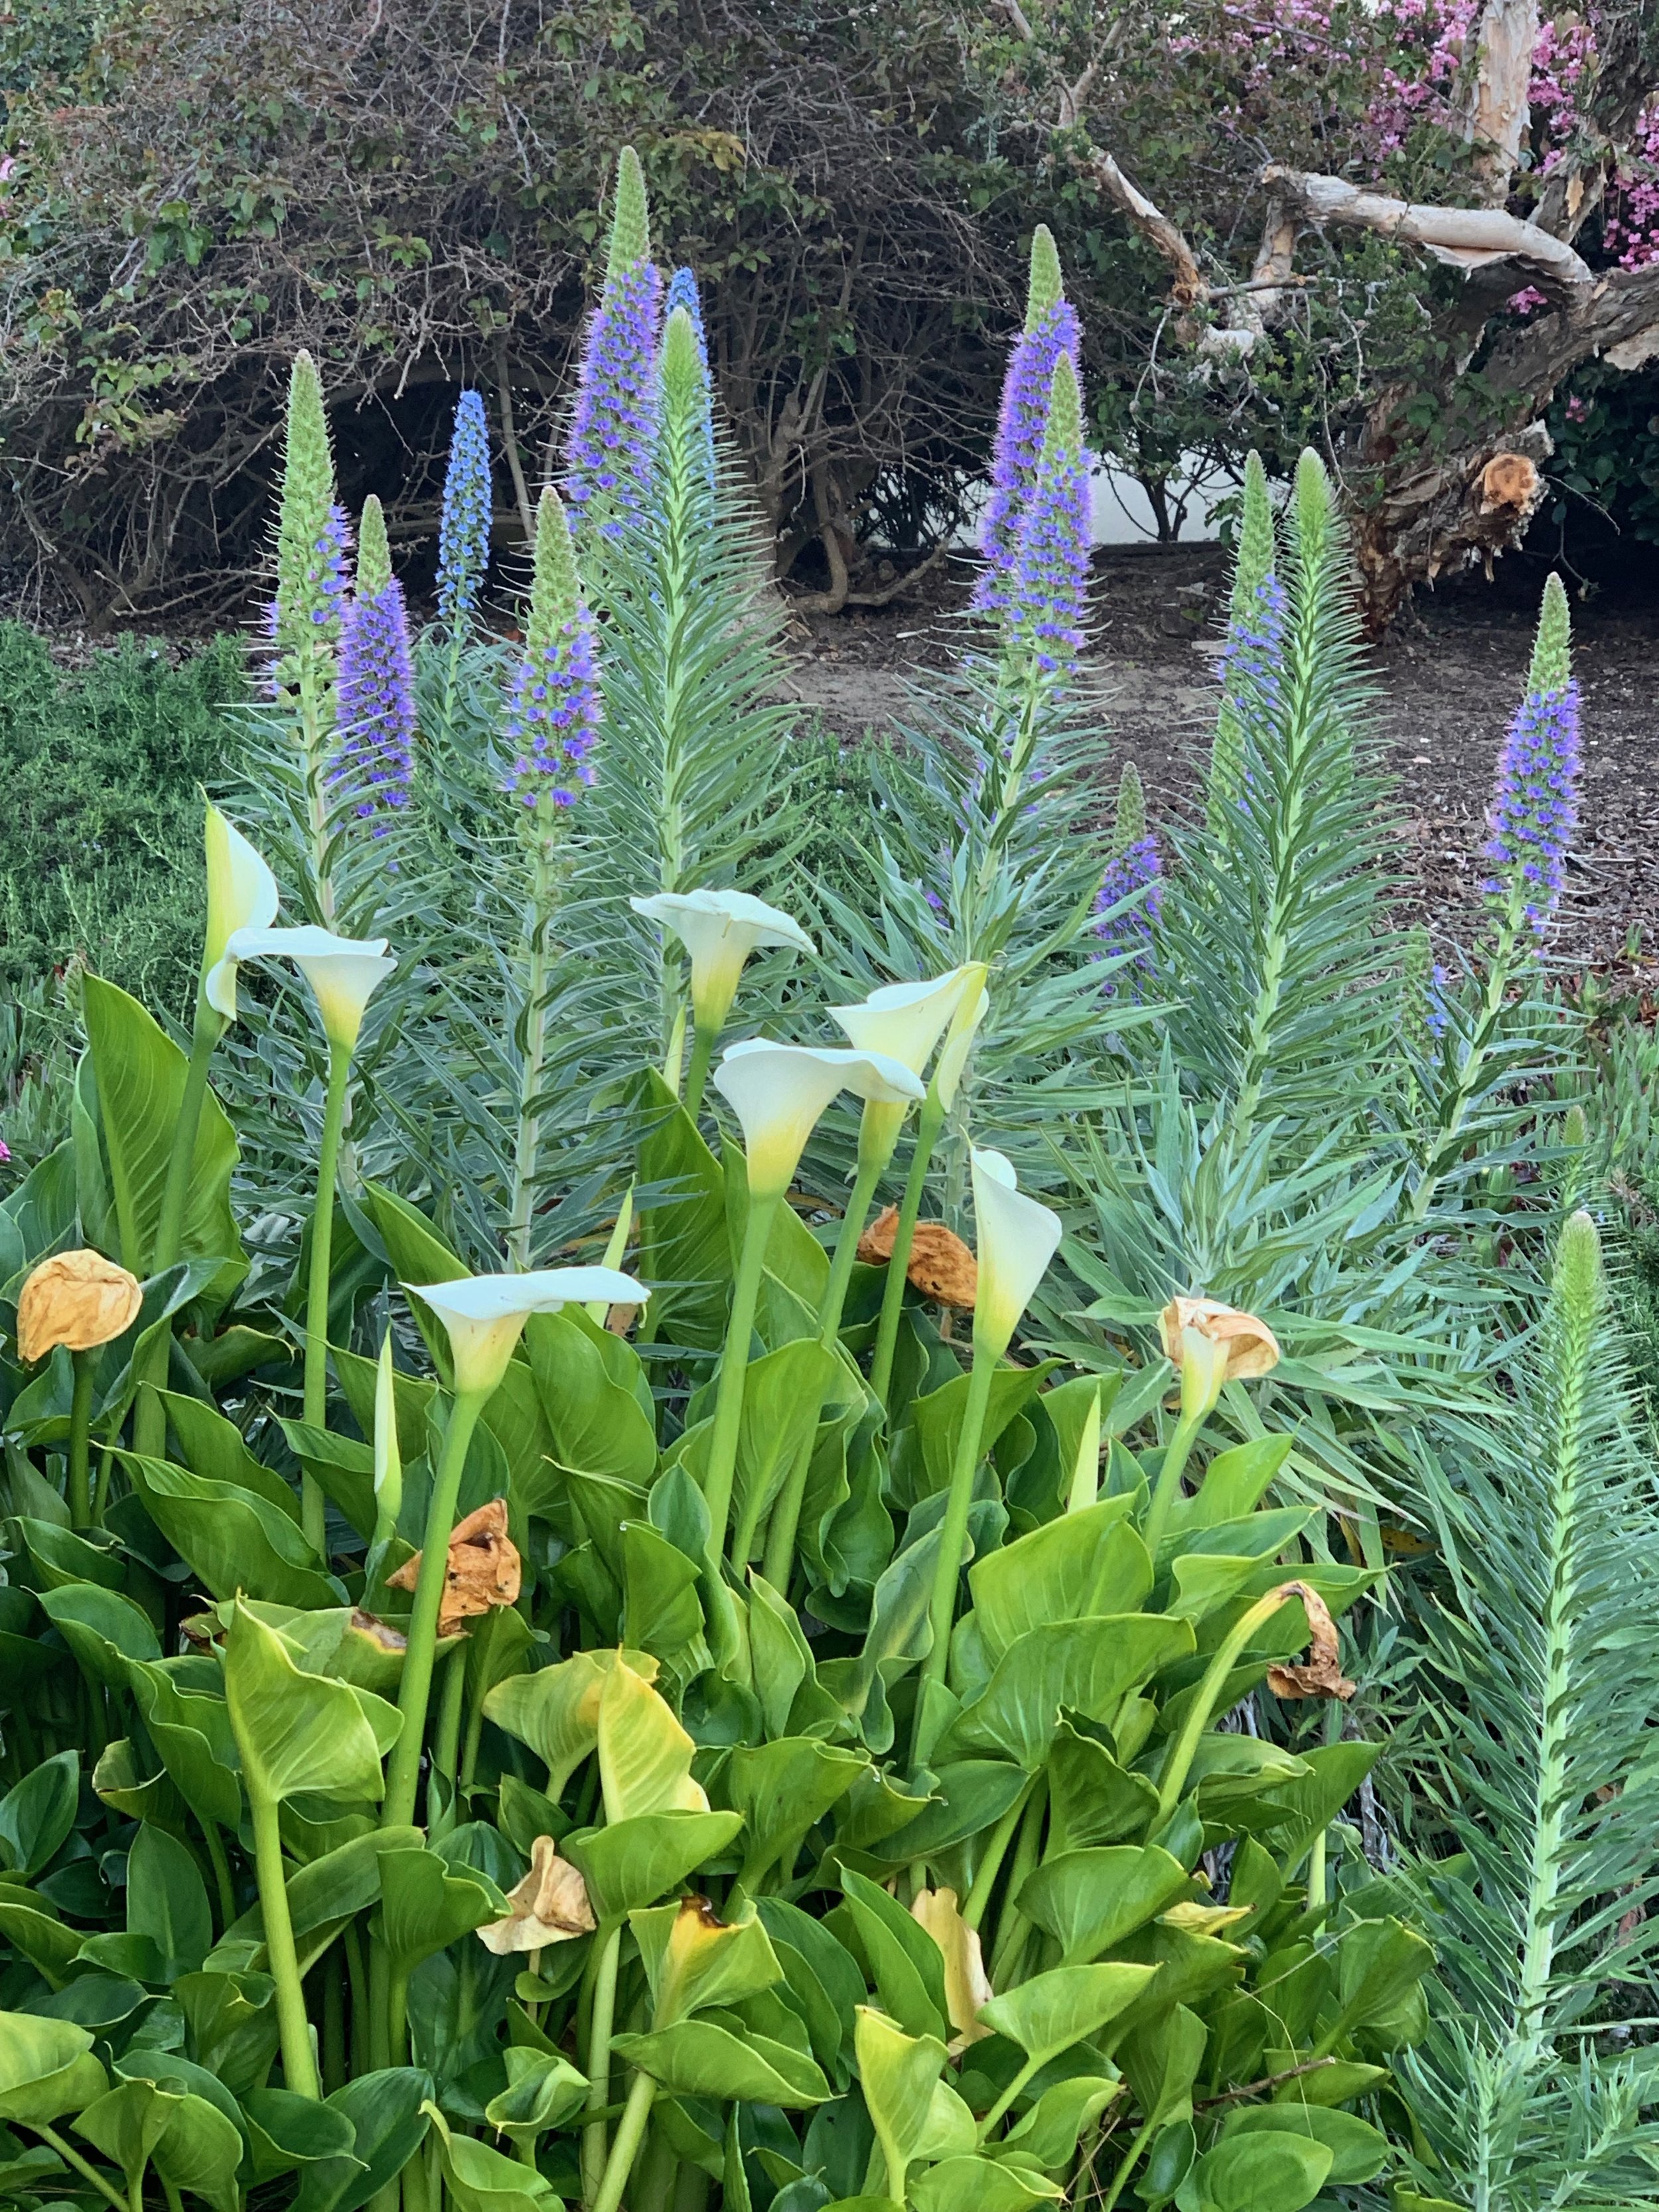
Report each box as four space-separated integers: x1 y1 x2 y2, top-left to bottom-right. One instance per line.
388 1497 521 1635
857 1205 978 1309
1265 1578 1356 1701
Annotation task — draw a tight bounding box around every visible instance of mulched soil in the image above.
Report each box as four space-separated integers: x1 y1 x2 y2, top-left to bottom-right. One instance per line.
780 536 1659 991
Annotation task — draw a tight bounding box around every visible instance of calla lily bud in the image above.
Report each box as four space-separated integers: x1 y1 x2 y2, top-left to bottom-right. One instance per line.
224 924 397 1054
372 1331 402 1531
931 968 991 1112
831 965 987 1166
202 806 279 1022
410 1266 650 1398
17 1250 143 1363
631 889 815 1037
970 1147 1062 1361
1158 1295 1280 1421
713 1041 924 1201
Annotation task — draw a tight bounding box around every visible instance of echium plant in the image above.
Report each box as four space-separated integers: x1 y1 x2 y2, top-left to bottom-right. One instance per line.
1409 573 1581 1220
662 267 716 493
974 224 1082 615
269 352 346 922
332 495 416 851
1094 763 1162 998
565 146 663 536
504 485 600 1266
434 387 492 725
1206 451 1283 834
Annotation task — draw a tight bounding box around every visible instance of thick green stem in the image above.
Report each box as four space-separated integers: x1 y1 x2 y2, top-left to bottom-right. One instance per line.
508 852 557 1269
29 2124 131 2212
1139 1408 1204 1565
591 2070 657 2212
1098 2110 1161 2212
758 1146 886 1590
986 1777 1046 1985
427 1643 468 1825
382 1389 488 1828
910 1344 996 1771
67 1352 96 1530
962 1772 1039 1932
389 1964 411 2067
869 1094 945 1407
580 1925 623 2208
682 1022 718 1122
250 1791 321 2097
302 1041 352 1546
1153 1587 1298 1830
701 1188 780 1571
133 1008 223 1458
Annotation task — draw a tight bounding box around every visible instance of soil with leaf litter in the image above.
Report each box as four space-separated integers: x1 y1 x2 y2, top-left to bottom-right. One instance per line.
780 539 1659 992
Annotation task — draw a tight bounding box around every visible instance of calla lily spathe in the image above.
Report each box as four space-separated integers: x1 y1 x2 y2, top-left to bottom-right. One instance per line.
631 889 816 1034
829 964 985 1074
202 807 279 1021
410 1266 649 1398
932 968 990 1110
970 1146 1062 1359
225 924 397 1053
713 1041 924 1199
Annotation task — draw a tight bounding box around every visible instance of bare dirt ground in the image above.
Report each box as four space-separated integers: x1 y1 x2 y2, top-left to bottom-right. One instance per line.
780 540 1658 988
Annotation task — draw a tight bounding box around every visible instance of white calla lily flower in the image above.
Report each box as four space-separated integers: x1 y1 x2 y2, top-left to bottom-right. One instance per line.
830 964 985 1076
631 889 816 1035
410 1268 650 1399
225 924 397 1053
932 970 990 1112
202 807 279 1021
713 1041 924 1199
970 1147 1062 1359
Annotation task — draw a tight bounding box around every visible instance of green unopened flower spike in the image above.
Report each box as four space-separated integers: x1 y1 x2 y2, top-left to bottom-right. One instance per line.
354 492 393 599
1112 760 1147 853
1025 222 1064 327
1208 449 1277 830
606 144 651 277
274 351 340 656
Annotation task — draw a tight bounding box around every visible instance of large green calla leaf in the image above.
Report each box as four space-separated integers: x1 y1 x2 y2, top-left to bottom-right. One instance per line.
161 1389 301 1522
968 1497 1149 1662
222 1599 392 1808
242 2086 360 2183
123 1453 344 1609
939 1616 1196 1767
484 1647 654 1797
727 1737 867 1889
482 2049 588 2146
376 1847 505 1972
82 974 244 1302
612 2018 829 2107
834 1868 948 2042
0 1749 78 1878
631 1899 782 2025
292 2070 432 2212
0 1900 82 1986
151 2091 245 2212
38 1584 161 1687
1222 2104 1389 2186
175 1969 280 2095
126 1821 212 1979
1187 2130 1332 2212
565 1810 743 1923
596 1656 707 1821
978 1962 1157 2068
631 1068 730 1353
525 1305 658 1490
910 2155 1061 2212
212 1828 425 1969
74 2077 173 2197
851 2006 946 2183
124 1660 242 1830
0 2014 108 2124
1018 1846 1193 1965
620 1519 705 1660
92 1735 186 1835
995 2075 1119 2168
423 2101 559 2212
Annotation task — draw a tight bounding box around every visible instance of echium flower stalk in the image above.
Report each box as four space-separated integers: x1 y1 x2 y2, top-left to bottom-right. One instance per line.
975 226 1082 615
1093 763 1162 996
435 389 492 646
663 266 717 493
1208 450 1281 830
331 496 415 840
504 487 600 837
1482 570 1580 938
564 146 663 534
270 352 346 918
1005 351 1091 684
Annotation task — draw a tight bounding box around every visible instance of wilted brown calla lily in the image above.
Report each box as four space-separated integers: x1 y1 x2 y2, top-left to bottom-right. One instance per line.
388 1497 520 1636
1157 1295 1281 1382
1265 1579 1356 1702
476 1835 596 1954
16 1249 143 1364
857 1205 978 1311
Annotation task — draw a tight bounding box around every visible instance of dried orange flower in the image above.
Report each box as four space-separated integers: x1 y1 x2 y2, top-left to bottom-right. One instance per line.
477 1836 595 1954
16 1249 143 1363
1265 1580 1356 1702
388 1497 521 1635
857 1206 978 1310
1157 1295 1280 1382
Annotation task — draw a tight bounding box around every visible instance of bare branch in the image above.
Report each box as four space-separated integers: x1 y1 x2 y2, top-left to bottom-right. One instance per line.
1260 163 1593 293
1078 149 1206 306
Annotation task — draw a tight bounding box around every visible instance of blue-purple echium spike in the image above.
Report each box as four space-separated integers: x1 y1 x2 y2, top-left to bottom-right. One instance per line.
664 265 717 489
1005 353 1090 681
1092 767 1161 995
436 390 492 640
1215 571 1288 806
506 488 600 820
1482 572 1580 937
565 152 663 532
265 503 352 698
332 565 415 836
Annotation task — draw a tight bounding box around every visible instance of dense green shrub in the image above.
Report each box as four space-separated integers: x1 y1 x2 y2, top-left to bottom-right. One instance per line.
0 626 246 1015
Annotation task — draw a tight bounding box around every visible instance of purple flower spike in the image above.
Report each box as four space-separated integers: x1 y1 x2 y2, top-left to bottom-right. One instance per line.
975 300 1082 615
1005 354 1091 682
331 576 416 833
1218 573 1288 723
565 259 664 535
1482 678 1581 935
1092 835 1162 996
504 610 601 817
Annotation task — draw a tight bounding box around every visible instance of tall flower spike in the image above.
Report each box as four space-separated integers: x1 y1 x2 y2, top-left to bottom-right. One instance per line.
975 226 1082 613
436 390 492 643
1482 571 1580 938
565 147 664 533
503 488 600 829
662 269 717 492
1208 451 1277 829
332 497 415 836
1005 351 1091 683
1093 763 1161 995
273 354 341 664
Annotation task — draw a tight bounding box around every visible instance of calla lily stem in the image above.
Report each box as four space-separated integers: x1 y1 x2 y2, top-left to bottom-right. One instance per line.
591 2071 657 2212
1153 1585 1298 1830
869 1093 945 1406
67 1351 96 1530
580 1924 624 2207
382 1385 488 1828
133 1005 225 1457
250 1787 322 2097
910 1341 995 1770
302 1041 352 1542
1139 1406 1204 1565
701 1187 780 1579
682 1021 719 1121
